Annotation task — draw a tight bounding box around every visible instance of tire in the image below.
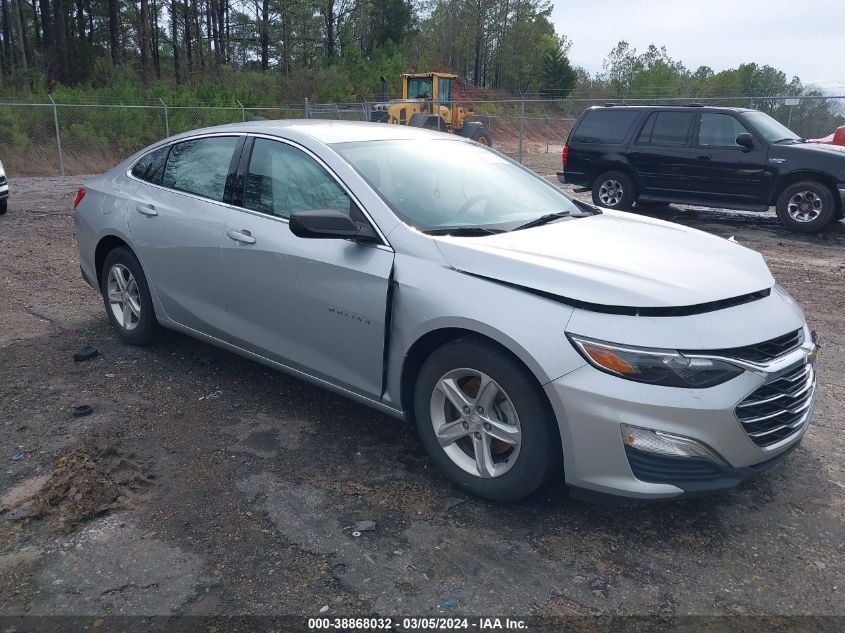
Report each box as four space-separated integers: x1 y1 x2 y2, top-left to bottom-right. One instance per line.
775 181 836 233
413 337 561 502
592 170 636 210
459 122 493 147
0 199 7 215
100 247 162 345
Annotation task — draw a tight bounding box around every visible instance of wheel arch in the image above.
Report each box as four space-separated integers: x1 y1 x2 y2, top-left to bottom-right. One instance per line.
591 162 637 193
94 233 136 290
769 171 841 210
399 327 560 437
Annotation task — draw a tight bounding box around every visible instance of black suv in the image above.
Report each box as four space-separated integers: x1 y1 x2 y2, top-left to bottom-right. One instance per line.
558 105 845 232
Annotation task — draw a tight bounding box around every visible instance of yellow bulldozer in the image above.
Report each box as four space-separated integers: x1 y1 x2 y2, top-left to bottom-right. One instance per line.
370 72 493 147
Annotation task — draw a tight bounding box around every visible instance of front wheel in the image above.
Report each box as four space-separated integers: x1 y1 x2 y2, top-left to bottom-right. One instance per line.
414 338 561 501
592 170 636 210
775 182 836 232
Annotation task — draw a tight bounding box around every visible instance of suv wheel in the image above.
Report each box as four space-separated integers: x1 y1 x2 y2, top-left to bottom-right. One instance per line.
775 182 836 232
414 338 561 502
100 247 162 345
592 171 636 210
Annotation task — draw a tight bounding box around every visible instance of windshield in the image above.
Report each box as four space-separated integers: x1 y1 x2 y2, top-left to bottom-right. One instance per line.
333 139 580 232
744 111 801 143
407 78 433 100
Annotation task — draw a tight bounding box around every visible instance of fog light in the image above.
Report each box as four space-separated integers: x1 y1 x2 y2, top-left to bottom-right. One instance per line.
621 425 725 463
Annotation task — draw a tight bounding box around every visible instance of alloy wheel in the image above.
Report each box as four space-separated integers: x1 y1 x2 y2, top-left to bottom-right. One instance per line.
106 264 141 331
787 191 823 223
429 368 522 479
598 179 624 207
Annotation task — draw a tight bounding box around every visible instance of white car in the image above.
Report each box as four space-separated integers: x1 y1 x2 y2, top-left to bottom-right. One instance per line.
0 158 7 215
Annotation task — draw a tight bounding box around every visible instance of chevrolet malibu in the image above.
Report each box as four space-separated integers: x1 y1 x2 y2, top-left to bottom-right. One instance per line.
74 121 818 502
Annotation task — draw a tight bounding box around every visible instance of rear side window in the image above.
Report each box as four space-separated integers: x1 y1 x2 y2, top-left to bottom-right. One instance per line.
637 112 694 145
131 146 169 185
571 110 641 144
162 136 238 202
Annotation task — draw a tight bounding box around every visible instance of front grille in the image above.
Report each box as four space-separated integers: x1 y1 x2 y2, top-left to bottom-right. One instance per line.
694 329 804 364
735 362 815 448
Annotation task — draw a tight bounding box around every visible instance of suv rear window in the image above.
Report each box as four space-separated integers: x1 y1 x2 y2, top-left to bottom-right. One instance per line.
637 112 694 145
571 110 641 144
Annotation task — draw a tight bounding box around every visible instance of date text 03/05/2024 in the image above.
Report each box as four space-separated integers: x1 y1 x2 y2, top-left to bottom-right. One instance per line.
307 616 528 630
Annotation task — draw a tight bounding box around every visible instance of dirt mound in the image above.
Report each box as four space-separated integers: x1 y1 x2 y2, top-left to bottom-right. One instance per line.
29 444 155 532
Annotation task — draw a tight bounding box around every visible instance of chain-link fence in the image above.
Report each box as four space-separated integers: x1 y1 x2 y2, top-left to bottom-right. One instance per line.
0 95 842 177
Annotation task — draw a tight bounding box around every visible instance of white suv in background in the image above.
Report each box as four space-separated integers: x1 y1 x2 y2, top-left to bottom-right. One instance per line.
0 158 8 215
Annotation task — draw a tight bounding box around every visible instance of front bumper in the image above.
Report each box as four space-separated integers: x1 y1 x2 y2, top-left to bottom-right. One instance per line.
544 339 816 500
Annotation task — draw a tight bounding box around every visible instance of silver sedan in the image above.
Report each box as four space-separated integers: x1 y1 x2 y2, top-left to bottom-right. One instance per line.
74 121 815 501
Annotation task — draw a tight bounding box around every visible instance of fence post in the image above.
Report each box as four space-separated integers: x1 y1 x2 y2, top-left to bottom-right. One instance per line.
48 94 64 177
304 98 310 119
237 99 246 122
159 98 170 137
362 97 370 122
546 115 550 154
519 95 525 164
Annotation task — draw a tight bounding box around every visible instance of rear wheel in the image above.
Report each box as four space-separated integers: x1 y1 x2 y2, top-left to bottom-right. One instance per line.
100 247 162 345
413 338 561 501
592 170 636 210
775 181 836 232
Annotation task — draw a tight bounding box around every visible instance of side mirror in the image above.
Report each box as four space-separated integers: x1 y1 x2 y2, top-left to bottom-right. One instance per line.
736 133 755 151
289 209 379 243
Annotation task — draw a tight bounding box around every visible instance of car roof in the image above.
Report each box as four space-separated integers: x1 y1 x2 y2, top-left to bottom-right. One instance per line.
172 119 463 145
587 104 754 113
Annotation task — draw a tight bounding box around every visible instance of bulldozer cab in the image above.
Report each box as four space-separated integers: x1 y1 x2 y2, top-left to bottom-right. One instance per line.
402 72 456 104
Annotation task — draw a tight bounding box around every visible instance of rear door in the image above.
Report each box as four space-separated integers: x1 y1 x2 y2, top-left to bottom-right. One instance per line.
221 136 394 399
627 110 696 197
687 112 768 206
128 134 243 339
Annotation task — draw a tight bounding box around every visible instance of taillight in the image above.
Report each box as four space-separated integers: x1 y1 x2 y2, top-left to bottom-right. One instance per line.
73 187 86 209
561 145 569 167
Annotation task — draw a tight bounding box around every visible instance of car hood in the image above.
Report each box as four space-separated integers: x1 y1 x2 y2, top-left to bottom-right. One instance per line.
777 141 845 158
433 211 775 309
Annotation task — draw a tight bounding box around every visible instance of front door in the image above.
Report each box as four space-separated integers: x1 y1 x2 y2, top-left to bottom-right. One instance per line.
687 112 768 206
128 134 242 339
222 137 394 399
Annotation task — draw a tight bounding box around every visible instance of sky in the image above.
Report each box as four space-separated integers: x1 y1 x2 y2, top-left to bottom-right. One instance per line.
550 0 845 91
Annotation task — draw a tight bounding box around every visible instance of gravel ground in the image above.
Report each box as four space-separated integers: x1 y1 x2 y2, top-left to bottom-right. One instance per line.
0 173 843 625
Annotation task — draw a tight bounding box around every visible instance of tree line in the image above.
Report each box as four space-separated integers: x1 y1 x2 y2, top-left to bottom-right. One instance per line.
0 0 841 134
0 0 575 99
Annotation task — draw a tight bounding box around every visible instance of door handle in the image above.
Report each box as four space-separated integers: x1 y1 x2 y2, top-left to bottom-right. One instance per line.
227 229 256 245
135 203 158 216
696 155 712 161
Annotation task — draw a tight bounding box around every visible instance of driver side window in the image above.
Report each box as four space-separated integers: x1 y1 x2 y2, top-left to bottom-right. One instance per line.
244 138 352 219
698 114 750 147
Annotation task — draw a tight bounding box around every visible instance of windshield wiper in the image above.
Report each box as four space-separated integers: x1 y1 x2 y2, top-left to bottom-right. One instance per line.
423 226 505 236
773 137 800 144
512 211 571 231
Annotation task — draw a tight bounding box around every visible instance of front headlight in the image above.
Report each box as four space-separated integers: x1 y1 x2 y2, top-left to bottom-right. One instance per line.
568 334 743 388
